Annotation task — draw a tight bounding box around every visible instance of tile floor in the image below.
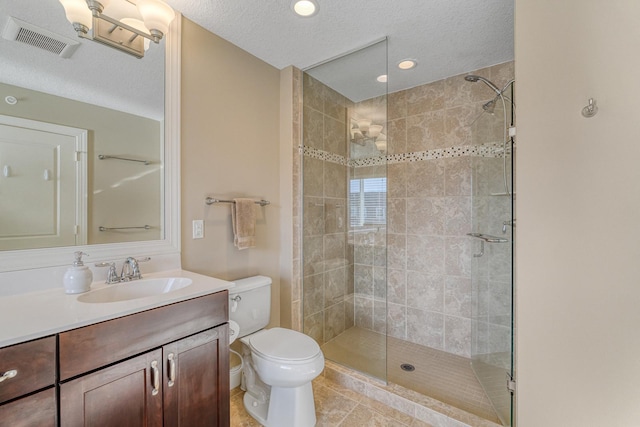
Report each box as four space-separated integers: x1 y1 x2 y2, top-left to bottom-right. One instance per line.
230 374 433 427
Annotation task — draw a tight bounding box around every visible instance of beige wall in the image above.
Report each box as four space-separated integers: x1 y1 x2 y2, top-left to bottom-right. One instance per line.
0 82 161 246
516 0 640 425
180 17 282 327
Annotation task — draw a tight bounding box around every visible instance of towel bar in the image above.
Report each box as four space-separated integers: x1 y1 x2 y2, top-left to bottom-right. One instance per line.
98 154 151 165
205 197 270 207
99 225 152 232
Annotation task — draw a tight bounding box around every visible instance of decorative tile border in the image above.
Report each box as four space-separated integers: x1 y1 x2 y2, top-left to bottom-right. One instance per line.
301 145 348 166
301 144 506 168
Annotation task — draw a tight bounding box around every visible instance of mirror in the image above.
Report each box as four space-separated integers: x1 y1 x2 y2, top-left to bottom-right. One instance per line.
0 0 180 271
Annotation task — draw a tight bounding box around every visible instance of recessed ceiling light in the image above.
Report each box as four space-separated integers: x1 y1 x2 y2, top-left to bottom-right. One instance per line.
292 0 319 17
376 74 388 83
397 59 417 70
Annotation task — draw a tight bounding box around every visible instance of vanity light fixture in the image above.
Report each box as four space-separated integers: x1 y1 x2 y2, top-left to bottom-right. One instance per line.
350 118 385 147
397 59 417 70
291 0 319 17
374 133 387 152
58 0 175 58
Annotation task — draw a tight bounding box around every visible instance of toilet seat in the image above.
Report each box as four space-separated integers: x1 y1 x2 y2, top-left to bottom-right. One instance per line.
248 327 320 362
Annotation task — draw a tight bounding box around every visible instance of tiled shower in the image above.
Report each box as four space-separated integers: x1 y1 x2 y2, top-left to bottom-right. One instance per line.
299 40 514 425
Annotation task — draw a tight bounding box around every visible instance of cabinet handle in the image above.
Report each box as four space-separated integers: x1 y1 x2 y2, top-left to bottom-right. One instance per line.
167 353 176 387
0 370 17 384
150 361 159 396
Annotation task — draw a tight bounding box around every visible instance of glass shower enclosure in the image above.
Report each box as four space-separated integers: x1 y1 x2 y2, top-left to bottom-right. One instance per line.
470 84 515 425
300 38 515 426
301 40 389 382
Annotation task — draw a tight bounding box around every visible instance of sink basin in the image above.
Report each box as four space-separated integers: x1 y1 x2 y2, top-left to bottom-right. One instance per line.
77 277 193 303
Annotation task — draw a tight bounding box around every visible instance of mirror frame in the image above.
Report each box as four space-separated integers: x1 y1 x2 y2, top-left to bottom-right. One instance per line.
0 14 182 273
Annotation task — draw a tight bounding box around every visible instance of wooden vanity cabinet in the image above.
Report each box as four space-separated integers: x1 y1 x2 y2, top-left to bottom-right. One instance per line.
0 336 57 427
60 349 164 427
59 291 230 427
163 325 230 427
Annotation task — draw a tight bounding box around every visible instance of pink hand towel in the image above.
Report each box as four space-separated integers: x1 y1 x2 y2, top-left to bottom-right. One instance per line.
232 198 256 250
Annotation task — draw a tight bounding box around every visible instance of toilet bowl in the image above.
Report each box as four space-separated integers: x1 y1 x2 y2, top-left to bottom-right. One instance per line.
230 276 324 427
246 328 324 387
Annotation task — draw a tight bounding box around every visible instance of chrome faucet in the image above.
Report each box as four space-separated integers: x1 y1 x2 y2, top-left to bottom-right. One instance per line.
121 257 148 281
95 262 119 284
95 257 150 284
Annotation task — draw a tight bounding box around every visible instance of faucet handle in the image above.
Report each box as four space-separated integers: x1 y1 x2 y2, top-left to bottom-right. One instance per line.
95 262 120 284
134 257 150 279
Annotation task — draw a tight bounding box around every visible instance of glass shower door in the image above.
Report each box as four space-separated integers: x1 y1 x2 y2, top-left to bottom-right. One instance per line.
301 39 389 382
470 88 515 426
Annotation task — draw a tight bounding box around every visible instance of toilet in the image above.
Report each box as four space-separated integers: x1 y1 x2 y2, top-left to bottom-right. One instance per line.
229 276 324 427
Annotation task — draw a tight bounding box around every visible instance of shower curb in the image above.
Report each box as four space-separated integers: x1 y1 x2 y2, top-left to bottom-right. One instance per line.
323 360 503 427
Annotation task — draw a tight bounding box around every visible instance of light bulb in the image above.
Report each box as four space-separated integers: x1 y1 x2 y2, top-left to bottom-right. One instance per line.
137 0 175 37
369 125 383 138
398 59 417 70
375 140 387 151
59 0 92 30
357 119 371 133
292 0 318 17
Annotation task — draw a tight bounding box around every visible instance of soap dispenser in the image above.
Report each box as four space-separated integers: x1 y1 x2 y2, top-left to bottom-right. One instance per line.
63 251 93 294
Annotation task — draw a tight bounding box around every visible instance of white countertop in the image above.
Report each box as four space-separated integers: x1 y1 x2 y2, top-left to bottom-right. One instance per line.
0 269 234 348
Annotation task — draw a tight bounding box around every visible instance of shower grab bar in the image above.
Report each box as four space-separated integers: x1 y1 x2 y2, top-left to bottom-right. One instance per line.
99 225 152 232
466 233 509 243
205 197 270 206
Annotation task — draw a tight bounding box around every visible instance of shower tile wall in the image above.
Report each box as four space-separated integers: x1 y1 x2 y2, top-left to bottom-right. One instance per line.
301 62 514 360
302 74 354 345
352 62 514 358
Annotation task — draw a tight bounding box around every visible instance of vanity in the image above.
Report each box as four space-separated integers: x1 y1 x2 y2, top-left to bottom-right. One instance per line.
0 270 232 426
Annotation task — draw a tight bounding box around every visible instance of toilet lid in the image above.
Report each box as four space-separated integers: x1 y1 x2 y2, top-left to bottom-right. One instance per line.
249 328 320 361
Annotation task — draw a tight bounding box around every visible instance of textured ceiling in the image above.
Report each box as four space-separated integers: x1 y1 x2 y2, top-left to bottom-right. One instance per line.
166 0 514 101
0 0 164 120
0 0 513 115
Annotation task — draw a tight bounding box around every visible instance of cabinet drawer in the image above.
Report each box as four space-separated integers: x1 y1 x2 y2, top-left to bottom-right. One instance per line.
59 291 228 381
0 387 56 427
0 336 56 404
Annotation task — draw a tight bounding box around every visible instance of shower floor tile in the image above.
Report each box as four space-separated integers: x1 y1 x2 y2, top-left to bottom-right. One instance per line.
321 326 501 424
321 325 387 379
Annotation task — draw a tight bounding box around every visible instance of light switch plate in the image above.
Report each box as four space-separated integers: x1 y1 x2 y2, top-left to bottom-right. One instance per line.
192 220 204 239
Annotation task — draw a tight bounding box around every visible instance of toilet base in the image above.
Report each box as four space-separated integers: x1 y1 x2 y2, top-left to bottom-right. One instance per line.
243 392 268 426
243 383 317 427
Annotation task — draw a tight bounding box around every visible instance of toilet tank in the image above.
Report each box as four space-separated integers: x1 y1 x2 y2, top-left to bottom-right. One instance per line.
229 276 271 338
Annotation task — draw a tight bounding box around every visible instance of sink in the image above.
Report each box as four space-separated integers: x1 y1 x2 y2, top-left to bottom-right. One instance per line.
77 277 193 303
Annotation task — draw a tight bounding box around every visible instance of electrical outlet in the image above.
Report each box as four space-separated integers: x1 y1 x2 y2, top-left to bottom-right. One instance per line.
192 220 204 239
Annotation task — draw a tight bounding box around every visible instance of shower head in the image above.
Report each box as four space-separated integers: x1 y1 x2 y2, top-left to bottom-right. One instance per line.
464 75 502 95
482 98 496 113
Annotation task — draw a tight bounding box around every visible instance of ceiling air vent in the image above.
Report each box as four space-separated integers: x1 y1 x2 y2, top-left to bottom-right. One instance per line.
2 16 80 59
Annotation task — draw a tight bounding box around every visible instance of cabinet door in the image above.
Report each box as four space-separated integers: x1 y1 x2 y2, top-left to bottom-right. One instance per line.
163 325 230 427
60 349 163 427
